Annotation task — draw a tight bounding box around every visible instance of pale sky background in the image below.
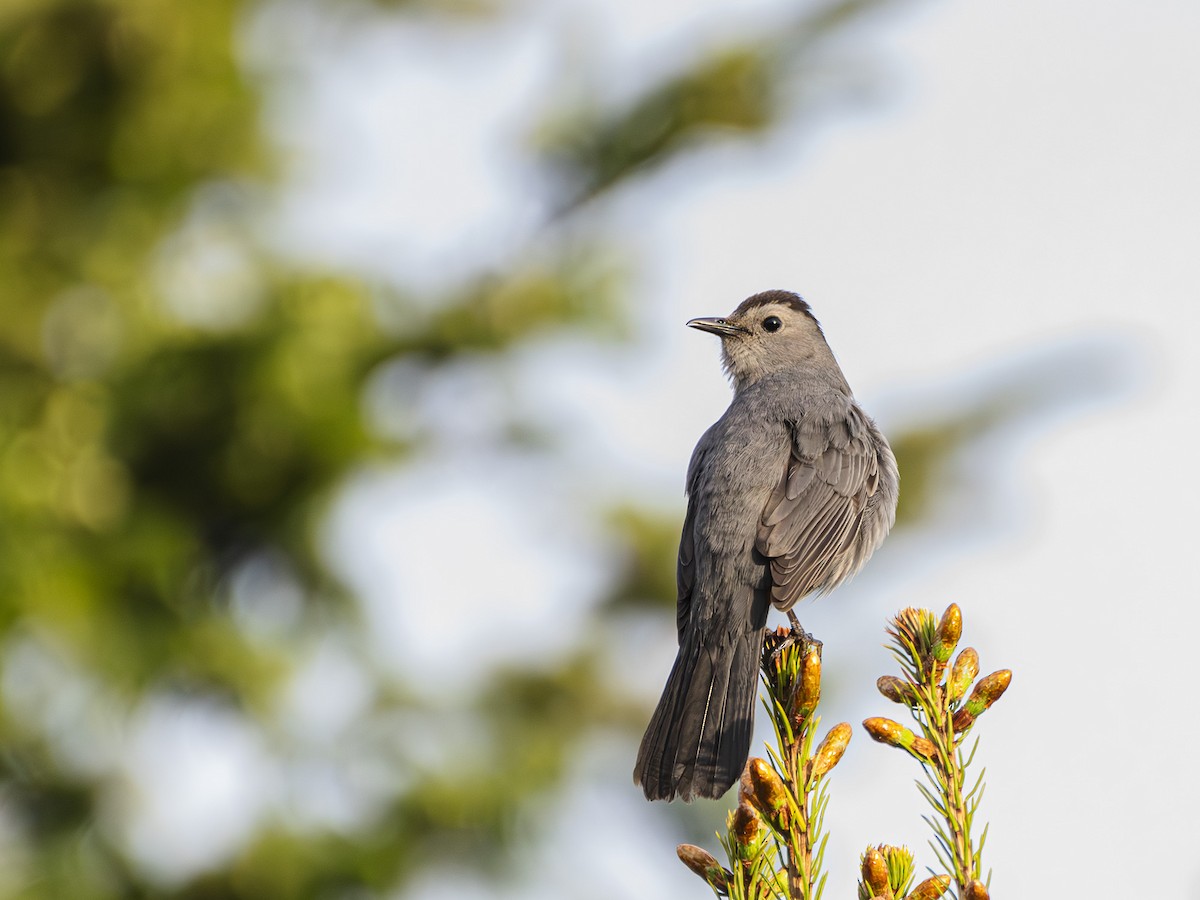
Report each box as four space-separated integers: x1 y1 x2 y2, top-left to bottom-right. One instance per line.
98 0 1200 896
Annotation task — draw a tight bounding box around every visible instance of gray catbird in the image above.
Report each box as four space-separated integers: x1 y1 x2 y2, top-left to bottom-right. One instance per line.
634 289 899 802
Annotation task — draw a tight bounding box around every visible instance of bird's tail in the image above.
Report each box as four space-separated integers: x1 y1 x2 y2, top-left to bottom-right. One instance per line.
633 622 765 801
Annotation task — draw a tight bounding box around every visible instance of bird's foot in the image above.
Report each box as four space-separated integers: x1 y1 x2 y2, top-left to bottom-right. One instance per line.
770 610 821 660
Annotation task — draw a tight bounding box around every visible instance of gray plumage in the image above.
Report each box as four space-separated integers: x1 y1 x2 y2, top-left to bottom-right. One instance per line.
634 289 899 802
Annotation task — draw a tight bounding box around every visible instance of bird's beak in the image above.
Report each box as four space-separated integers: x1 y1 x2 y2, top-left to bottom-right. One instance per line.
687 317 747 337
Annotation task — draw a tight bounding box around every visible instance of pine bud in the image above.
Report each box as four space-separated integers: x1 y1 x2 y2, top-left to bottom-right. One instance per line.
877 675 920 706
740 757 790 830
973 669 1011 706
863 716 904 745
935 603 962 650
953 669 1012 732
948 648 979 701
731 801 761 851
794 640 822 720
889 607 934 651
907 874 952 900
860 846 891 898
677 844 730 893
863 717 934 761
911 736 936 759
930 603 961 676
810 722 852 778
963 879 990 900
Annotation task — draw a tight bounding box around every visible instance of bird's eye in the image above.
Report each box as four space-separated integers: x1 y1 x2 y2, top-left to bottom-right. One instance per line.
762 316 783 333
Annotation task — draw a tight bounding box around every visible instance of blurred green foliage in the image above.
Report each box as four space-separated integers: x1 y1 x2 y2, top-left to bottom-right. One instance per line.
541 46 775 211
0 0 971 897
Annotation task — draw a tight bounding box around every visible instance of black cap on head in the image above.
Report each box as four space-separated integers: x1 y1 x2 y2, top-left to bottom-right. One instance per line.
732 290 819 326
732 289 813 317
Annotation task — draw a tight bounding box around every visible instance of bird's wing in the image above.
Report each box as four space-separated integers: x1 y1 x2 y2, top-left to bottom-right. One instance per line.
675 434 711 643
755 407 882 610
675 500 697 643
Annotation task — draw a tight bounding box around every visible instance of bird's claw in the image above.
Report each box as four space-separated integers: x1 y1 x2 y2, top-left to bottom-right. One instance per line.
770 610 820 660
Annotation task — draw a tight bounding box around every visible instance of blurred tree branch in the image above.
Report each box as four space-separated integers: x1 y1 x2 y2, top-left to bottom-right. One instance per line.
538 0 901 216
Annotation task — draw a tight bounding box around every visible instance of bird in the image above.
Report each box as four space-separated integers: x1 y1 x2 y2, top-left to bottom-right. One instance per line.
633 289 899 802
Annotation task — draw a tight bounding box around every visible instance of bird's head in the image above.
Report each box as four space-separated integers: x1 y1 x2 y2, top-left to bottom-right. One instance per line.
687 290 842 391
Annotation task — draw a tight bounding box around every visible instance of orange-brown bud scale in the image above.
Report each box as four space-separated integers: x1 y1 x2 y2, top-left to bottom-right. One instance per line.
740 757 790 830
863 717 932 760
935 604 962 653
861 846 891 897
963 879 990 900
948 647 980 701
928 603 961 679
877 675 920 706
810 722 852 778
910 737 936 760
677 844 730 892
972 670 1012 708
954 669 1011 731
907 874 952 900
732 801 761 849
863 717 905 745
794 641 822 720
